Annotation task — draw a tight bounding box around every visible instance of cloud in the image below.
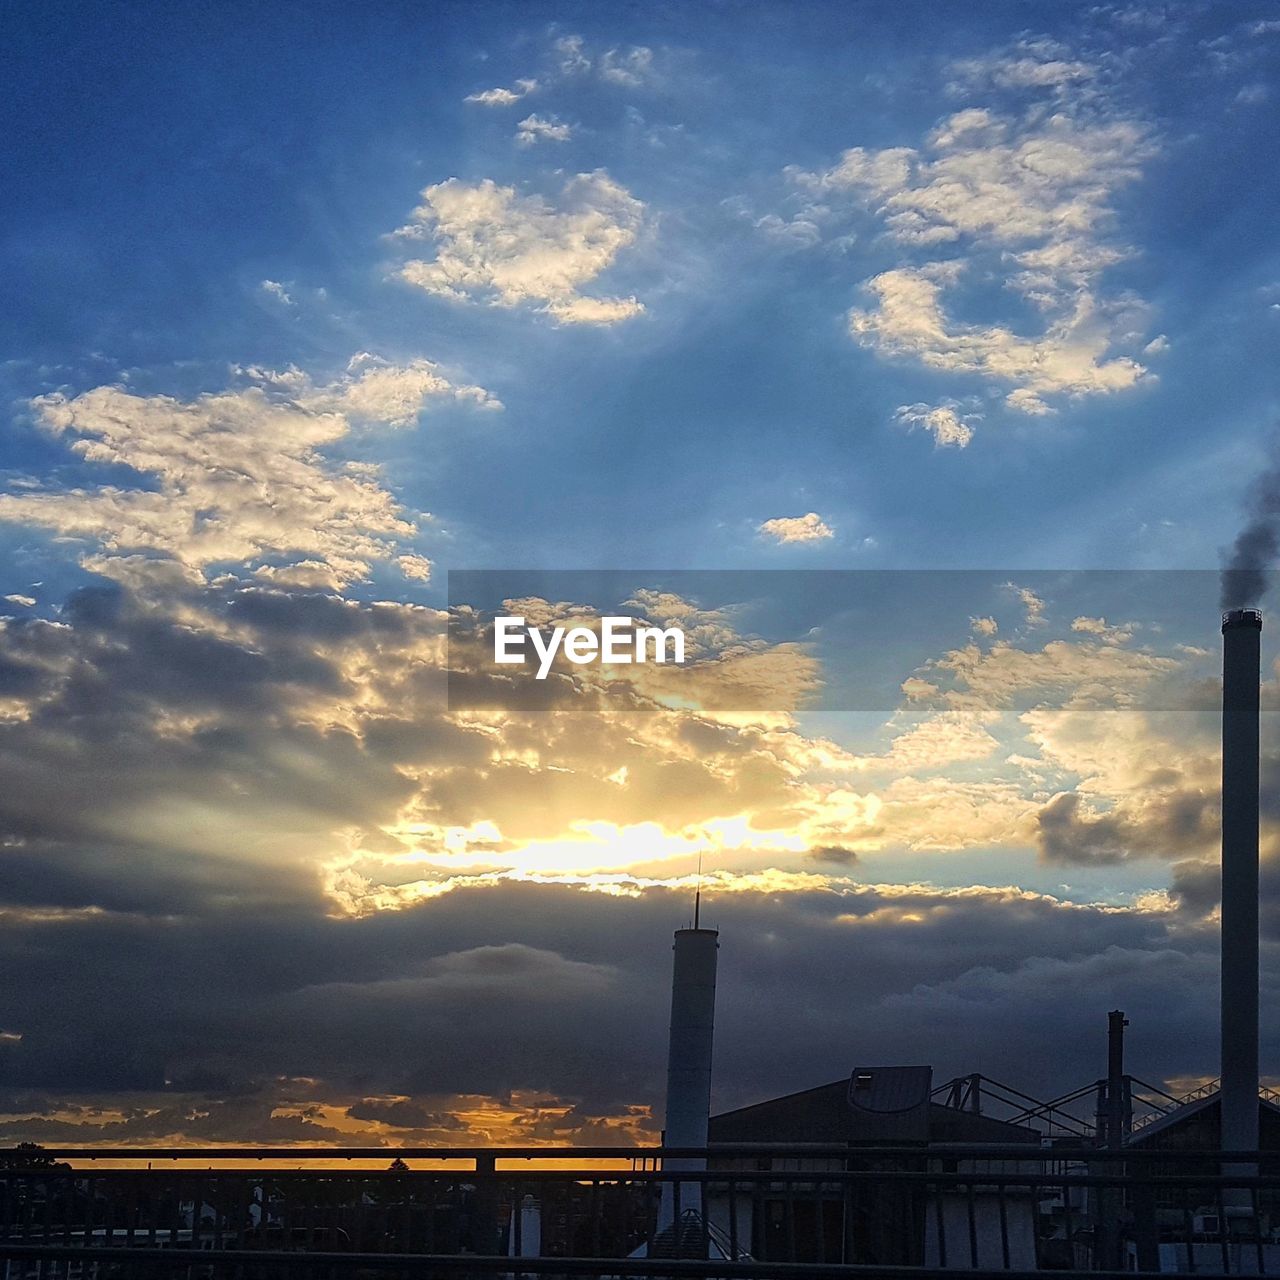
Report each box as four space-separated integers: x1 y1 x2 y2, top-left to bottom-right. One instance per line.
393 172 646 325
757 512 834 543
802 104 1148 262
254 560 347 591
806 845 859 865
417 585 1224 880
877 942 1222 1092
553 35 659 88
1202 17 1280 73
0 557 1215 910
554 34 592 75
544 295 645 325
0 585 455 889
754 212 824 248
894 401 979 447
450 589 823 736
1005 583 1047 627
0 537 1253 1133
1005 387 1056 415
258 279 293 305
298 351 502 425
852 266 1147 412
461 35 666 125
932 634 1179 710
0 356 495 586
599 45 656 87
464 78 538 106
346 1097 466 1131
884 709 1001 769
1016 691 1226 868
798 103 1148 264
515 113 574 146
788 42 1157 412
0 866 1237 1130
1035 788 1216 866
396 553 433 583
0 573 818 917
0 570 1091 921
1071 615 1134 644
949 39 1094 91
0 556 1261 1135
0 1080 652 1147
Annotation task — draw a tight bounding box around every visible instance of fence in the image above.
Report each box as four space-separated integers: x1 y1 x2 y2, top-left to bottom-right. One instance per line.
2 1144 1278 1278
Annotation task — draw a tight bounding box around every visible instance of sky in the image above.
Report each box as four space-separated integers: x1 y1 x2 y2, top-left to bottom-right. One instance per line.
0 0 1279 1149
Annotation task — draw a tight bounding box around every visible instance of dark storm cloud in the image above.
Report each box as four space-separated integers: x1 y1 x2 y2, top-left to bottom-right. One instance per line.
0 578 445 916
520 1101 659 1144
0 1095 352 1146
346 1099 466 1130
805 845 859 865
876 945 1224 1089
0 839 307 915
1168 857 1221 917
1171 848 1280 946
1035 730 1280 869
1037 793 1132 864
0 873 1242 1128
1036 787 1218 865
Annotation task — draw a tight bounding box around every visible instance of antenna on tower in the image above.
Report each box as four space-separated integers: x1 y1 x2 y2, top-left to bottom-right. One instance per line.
694 850 703 929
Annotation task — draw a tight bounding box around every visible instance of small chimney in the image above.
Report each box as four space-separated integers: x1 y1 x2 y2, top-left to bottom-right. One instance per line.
1221 608 1261 1155
662 924 718 1220
1105 1010 1129 1148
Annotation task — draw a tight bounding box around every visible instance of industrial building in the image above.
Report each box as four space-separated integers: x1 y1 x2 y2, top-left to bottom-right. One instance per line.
705 1067 1041 1267
644 607 1278 1272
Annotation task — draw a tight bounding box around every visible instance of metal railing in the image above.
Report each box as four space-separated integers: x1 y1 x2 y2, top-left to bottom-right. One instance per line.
3 1143 1280 1278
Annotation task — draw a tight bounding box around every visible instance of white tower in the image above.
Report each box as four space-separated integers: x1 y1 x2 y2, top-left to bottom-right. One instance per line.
661 917 718 1223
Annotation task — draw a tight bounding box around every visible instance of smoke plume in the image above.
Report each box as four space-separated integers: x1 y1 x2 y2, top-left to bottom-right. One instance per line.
1221 451 1280 609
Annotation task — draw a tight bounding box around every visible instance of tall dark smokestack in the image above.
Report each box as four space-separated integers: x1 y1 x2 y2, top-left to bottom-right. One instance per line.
1105 1009 1129 1149
1221 608 1261 1156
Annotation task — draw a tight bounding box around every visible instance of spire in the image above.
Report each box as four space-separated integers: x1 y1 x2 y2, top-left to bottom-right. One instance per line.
694 851 703 929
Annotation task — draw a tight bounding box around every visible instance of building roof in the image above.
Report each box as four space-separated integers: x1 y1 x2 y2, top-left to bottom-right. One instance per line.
1127 1091 1280 1149
710 1069 1040 1146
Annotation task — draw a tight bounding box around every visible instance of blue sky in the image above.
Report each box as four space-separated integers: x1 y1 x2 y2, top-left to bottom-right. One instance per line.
1 1 1279 1144
6 0 1279 590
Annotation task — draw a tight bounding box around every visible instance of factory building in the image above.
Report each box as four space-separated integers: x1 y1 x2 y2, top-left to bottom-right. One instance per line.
705 1066 1041 1267
641 608 1277 1272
